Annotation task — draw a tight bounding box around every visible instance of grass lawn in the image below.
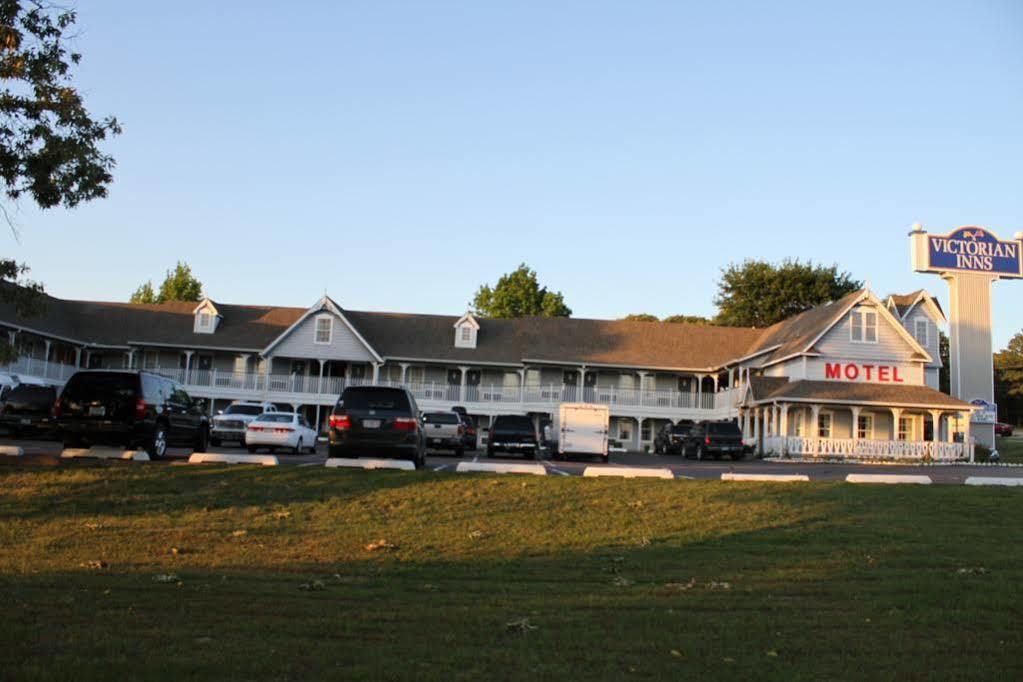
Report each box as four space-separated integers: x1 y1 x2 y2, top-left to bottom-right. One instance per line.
992 436 1023 463
2 464 1022 681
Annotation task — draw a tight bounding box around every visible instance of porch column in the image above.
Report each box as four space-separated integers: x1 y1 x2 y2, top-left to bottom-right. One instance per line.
694 373 704 409
517 368 526 403
810 405 821 457
711 374 719 393
400 362 410 384
638 371 650 406
963 417 973 462
890 407 904 440
372 362 380 384
741 408 750 440
317 359 326 394
74 346 82 368
124 349 133 369
752 407 761 453
183 350 195 383
929 410 943 442
262 355 272 399
778 403 790 455
850 406 862 445
636 417 645 450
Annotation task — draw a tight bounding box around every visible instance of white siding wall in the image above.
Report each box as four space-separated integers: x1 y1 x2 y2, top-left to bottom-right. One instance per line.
902 306 941 367
814 306 919 361
271 312 376 362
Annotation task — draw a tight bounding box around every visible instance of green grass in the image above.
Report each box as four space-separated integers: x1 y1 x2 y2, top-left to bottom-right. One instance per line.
993 436 1023 463
2 464 1022 681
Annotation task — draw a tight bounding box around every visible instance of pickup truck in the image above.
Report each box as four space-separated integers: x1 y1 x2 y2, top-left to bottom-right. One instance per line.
683 420 746 461
211 401 277 446
421 411 465 456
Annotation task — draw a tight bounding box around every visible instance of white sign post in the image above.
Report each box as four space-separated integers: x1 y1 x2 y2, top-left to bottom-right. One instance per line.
910 225 1023 448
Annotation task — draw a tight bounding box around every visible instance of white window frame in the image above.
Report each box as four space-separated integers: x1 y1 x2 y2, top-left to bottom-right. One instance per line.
850 309 878 344
856 413 874 440
196 311 213 331
617 419 632 442
460 325 471 342
914 319 928 347
792 411 804 437
314 315 333 345
898 416 914 441
817 412 833 438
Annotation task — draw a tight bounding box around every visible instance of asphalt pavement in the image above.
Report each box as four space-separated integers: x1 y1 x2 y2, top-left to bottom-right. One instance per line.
2 436 1022 485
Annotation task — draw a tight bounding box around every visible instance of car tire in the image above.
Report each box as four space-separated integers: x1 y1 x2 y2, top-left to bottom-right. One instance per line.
194 426 209 454
147 423 169 460
247 446 258 454
602 454 609 464
294 438 303 455
526 447 537 460
730 452 744 461
696 445 704 461
211 437 221 447
455 447 464 458
486 446 494 458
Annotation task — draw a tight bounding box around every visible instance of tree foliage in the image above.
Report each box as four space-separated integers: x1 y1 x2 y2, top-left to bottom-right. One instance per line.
0 1 121 212
131 262 203 304
662 314 711 325
0 2 118 361
995 330 1023 426
713 259 862 328
939 331 950 394
472 264 570 318
621 313 658 322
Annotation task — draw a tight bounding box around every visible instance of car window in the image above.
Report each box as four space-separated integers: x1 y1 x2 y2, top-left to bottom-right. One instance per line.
170 387 192 406
225 404 264 416
258 413 295 423
708 422 741 435
493 416 534 433
62 372 138 402
423 412 459 424
338 387 411 413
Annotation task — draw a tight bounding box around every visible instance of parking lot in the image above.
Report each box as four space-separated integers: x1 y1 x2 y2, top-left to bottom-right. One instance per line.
4 434 1022 485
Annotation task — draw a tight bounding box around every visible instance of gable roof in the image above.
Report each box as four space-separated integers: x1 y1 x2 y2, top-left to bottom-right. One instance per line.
885 290 946 323
744 290 866 365
748 379 972 410
261 296 382 361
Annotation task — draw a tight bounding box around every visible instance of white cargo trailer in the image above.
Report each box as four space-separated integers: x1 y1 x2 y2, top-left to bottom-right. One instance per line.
554 403 610 462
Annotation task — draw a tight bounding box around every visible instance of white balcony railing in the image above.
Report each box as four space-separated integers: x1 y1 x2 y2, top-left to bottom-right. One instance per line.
1 357 79 383
781 436 968 462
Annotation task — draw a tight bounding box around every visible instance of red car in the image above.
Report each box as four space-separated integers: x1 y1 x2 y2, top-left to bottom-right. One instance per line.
995 422 1014 437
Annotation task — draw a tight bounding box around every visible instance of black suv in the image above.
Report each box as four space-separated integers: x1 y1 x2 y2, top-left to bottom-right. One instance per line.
0 383 58 438
653 420 693 455
487 415 539 460
54 370 209 458
327 386 425 467
683 420 745 461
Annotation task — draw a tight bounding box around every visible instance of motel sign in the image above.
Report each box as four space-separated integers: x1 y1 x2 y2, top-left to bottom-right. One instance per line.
910 225 1023 448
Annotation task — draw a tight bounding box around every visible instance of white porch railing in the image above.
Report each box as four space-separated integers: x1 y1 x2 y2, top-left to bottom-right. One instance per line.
1 357 79 383
781 436 968 462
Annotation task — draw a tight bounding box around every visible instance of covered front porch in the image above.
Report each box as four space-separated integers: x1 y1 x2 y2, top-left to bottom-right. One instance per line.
741 379 977 462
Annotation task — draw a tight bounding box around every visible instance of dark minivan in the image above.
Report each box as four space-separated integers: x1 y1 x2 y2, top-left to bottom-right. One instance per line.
683 420 745 461
327 386 425 467
486 415 539 460
653 420 694 455
54 370 209 458
0 383 58 438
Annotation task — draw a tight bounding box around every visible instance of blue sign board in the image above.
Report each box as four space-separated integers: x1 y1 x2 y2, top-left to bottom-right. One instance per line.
970 399 997 424
927 227 1023 277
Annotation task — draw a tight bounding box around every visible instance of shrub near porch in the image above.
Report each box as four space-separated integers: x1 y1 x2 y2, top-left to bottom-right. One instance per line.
1 465 1021 680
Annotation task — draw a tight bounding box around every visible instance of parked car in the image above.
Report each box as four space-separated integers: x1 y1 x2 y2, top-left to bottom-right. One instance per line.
327 386 425 467
683 420 745 460
653 420 694 455
422 411 465 456
245 412 317 454
0 383 58 438
487 414 539 460
995 422 1015 437
54 370 209 458
212 401 277 446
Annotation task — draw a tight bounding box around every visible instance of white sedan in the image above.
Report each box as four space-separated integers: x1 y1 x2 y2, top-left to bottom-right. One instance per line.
245 412 318 454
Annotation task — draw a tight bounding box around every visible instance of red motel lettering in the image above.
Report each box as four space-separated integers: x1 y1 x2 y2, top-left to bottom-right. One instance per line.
824 362 904 383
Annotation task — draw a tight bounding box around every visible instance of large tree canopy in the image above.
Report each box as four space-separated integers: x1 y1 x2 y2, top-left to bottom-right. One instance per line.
1 1 119 361
130 262 203 304
995 330 1023 427
472 264 571 318
713 259 862 328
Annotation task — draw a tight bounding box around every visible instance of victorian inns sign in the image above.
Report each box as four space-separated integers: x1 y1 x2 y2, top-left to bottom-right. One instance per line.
920 226 1023 276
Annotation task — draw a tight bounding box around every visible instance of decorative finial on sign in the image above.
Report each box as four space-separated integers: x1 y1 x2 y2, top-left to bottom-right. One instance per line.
1014 231 1022 241
910 223 924 233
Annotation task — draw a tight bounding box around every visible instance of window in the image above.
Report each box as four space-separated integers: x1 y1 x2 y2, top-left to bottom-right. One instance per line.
850 310 878 343
641 421 652 441
857 414 873 440
314 316 332 344
791 411 804 437
898 417 913 441
617 420 632 442
914 319 928 347
461 326 471 341
817 412 832 438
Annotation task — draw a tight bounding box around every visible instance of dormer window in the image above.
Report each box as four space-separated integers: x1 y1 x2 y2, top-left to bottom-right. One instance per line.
453 312 480 349
314 315 333 344
192 298 221 334
197 312 212 330
914 319 928 346
850 309 877 343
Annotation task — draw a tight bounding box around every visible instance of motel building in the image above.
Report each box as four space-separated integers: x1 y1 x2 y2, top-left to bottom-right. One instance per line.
0 286 977 461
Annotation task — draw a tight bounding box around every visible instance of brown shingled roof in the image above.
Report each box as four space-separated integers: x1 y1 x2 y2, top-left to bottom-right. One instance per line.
744 289 867 364
752 379 972 409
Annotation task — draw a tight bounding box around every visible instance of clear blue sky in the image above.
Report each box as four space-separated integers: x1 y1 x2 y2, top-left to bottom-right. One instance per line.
5 1 1023 348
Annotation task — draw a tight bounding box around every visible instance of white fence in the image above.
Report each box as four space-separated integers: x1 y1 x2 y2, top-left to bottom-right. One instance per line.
1 357 78 383
779 436 968 462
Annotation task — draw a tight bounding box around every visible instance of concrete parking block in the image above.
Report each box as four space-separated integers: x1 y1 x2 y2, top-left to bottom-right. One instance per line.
582 466 673 479
456 461 547 476
964 477 1023 487
846 473 931 485
60 447 144 461
188 452 278 466
0 445 24 456
721 472 809 482
324 458 415 471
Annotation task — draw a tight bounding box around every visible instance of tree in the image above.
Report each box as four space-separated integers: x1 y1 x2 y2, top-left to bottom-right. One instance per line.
471 264 570 318
621 313 658 322
131 262 203 303
129 281 156 304
1 2 120 360
713 259 862 328
995 330 1023 426
939 331 950 394
662 314 711 325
